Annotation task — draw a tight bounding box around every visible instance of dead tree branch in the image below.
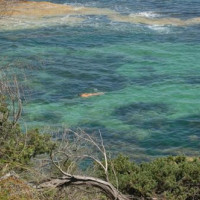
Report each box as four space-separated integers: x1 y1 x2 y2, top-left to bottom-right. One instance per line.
0 69 23 127
38 174 129 200
38 129 130 200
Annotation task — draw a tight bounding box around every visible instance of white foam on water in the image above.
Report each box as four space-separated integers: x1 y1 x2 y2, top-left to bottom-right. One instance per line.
1 1 200 31
147 25 171 34
130 11 160 18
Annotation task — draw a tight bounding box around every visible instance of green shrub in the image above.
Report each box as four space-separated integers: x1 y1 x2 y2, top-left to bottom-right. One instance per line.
0 95 55 173
96 154 200 199
1 93 200 200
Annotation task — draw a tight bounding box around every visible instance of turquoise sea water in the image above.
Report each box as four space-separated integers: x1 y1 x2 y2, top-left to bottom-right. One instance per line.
0 0 200 160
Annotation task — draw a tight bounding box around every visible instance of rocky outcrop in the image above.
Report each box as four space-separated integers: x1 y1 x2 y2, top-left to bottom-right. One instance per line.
1 0 200 26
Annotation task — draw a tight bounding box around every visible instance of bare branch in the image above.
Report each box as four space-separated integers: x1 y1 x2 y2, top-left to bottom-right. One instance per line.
46 129 130 200
38 175 129 200
50 151 72 178
0 68 23 127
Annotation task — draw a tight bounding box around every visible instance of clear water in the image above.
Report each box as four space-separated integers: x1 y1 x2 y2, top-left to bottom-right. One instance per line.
0 0 200 160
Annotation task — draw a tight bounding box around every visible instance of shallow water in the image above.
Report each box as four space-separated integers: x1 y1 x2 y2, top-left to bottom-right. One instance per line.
0 0 200 160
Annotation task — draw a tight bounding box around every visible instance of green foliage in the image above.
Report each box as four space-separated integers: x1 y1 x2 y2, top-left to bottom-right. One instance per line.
96 154 200 199
0 95 56 173
1 94 200 200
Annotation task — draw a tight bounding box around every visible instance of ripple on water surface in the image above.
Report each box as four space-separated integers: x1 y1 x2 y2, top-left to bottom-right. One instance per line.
0 0 200 159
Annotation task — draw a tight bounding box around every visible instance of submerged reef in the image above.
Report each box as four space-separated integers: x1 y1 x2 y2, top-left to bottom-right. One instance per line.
1 0 200 31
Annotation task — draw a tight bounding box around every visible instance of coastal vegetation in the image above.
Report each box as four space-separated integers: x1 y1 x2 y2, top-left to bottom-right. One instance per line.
0 1 200 200
0 83 200 199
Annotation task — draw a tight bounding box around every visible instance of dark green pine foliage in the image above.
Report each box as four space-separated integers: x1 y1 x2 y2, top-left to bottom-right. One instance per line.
96 154 200 199
0 95 55 173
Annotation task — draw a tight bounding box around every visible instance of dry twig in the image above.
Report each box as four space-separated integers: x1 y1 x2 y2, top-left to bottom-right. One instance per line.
38 129 130 200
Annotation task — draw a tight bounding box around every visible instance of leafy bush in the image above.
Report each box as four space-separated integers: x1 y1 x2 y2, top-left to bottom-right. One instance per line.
96 154 200 199
0 95 55 173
